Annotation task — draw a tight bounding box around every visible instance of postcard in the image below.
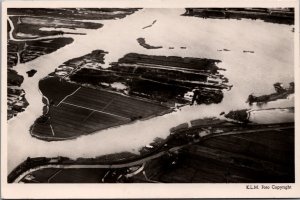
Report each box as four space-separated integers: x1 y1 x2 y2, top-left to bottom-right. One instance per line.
1 0 299 198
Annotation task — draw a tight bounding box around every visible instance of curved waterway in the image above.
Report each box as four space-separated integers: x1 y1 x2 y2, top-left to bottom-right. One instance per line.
8 8 294 173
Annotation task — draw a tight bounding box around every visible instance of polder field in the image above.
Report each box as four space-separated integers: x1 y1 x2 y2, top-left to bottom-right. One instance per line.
31 50 231 141
19 124 294 183
20 168 113 183
139 128 294 183
20 167 132 183
32 76 169 141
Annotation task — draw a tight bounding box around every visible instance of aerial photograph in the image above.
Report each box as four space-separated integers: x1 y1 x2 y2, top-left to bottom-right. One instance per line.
5 6 295 184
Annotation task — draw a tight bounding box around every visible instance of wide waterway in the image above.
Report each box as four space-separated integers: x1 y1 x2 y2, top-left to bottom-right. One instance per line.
7 8 294 173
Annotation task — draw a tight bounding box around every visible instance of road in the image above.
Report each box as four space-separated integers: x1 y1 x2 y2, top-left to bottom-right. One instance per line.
13 123 293 183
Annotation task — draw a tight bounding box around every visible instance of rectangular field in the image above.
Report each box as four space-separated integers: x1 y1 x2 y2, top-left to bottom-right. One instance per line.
32 85 169 140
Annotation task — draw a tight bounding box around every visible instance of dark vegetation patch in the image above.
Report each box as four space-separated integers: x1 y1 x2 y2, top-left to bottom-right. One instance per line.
7 68 28 120
8 38 74 64
246 82 294 106
7 86 29 120
183 8 294 25
8 8 140 20
117 53 221 72
137 37 162 49
222 82 295 124
7 38 73 120
10 16 102 39
224 109 249 123
7 69 23 86
7 8 140 120
217 48 230 52
26 69 37 77
142 19 157 29
243 50 254 53
66 52 230 107
39 76 79 106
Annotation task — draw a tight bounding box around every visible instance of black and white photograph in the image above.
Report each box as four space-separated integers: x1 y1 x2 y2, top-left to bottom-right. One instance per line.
1 0 299 198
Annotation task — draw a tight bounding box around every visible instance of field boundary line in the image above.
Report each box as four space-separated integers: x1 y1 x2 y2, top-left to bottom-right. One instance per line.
101 98 115 111
47 169 63 183
61 102 130 120
57 86 81 107
82 111 95 122
101 171 110 182
50 124 55 136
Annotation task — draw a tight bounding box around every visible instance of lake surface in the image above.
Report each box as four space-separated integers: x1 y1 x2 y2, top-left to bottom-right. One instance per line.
7 8 294 173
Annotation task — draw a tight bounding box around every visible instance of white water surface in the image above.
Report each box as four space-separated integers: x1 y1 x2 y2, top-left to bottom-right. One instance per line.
8 8 294 173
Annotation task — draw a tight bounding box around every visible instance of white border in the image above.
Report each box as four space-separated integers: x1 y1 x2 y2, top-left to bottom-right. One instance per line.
1 0 300 198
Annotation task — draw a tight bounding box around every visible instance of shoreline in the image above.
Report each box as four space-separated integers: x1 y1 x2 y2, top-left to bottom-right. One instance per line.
183 8 294 25
6 8 294 180
9 121 294 183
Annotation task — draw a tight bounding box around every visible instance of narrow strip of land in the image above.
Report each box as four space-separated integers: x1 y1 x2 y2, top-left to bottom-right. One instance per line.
8 16 64 42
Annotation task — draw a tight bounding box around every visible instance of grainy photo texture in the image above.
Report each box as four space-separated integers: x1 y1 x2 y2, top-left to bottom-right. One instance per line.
2 1 298 197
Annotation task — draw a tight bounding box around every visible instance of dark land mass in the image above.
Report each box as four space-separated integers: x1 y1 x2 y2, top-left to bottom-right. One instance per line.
224 109 250 123
135 128 294 183
7 38 73 119
26 69 37 77
9 16 102 39
142 19 157 29
7 69 23 86
31 76 169 141
7 8 140 120
53 49 107 78
243 50 254 53
247 82 294 106
7 85 29 119
7 68 27 119
30 49 230 140
183 8 294 25
68 52 230 106
9 118 294 183
9 87 294 183
8 8 140 20
8 38 74 65
224 82 294 123
137 37 162 49
218 48 230 52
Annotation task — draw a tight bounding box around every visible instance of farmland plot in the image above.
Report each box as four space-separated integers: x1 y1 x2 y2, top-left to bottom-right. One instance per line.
32 79 169 141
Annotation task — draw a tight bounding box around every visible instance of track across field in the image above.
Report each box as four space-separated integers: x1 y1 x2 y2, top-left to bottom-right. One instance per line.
32 82 169 140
